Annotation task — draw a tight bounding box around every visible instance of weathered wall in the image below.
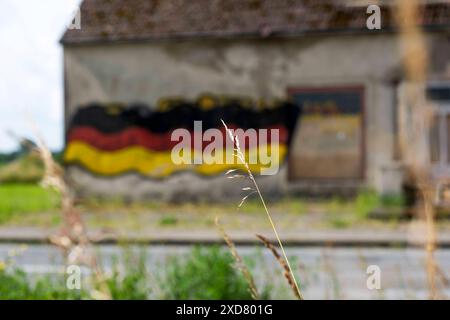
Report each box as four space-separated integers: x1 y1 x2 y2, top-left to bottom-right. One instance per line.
63 33 450 199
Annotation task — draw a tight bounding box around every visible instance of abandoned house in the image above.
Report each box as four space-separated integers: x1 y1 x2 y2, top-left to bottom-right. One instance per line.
60 0 450 201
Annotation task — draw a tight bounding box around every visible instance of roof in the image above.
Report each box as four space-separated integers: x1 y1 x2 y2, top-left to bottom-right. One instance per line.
61 0 450 45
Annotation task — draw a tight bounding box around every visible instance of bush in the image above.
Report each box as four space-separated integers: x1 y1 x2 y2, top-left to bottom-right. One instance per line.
354 189 380 219
355 189 405 219
162 246 255 300
380 194 406 208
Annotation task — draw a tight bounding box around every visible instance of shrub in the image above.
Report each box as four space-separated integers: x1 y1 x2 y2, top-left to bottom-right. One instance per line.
162 246 255 300
354 189 380 219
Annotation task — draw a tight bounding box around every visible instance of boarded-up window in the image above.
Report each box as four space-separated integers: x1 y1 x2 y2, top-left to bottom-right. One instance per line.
288 87 364 180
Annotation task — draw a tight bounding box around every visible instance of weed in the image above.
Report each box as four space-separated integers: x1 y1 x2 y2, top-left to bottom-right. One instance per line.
162 246 259 300
221 120 303 299
0 268 86 300
354 189 380 219
158 216 178 226
105 250 149 299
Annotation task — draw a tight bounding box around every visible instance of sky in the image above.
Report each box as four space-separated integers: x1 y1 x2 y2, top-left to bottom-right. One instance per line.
0 0 81 152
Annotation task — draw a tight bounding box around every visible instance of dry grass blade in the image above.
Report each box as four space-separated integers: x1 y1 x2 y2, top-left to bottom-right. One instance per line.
215 217 259 300
30 121 111 299
421 186 439 298
256 234 302 300
225 169 238 175
395 0 440 299
238 191 256 208
436 265 450 287
221 119 303 300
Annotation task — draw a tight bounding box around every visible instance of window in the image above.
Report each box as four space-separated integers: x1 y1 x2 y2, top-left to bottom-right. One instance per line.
287 86 365 180
427 83 450 172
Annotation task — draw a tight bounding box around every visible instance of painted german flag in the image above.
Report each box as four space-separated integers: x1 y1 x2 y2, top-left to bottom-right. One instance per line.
64 98 300 178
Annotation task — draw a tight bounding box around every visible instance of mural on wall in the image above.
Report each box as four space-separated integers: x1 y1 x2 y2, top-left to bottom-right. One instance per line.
64 95 301 178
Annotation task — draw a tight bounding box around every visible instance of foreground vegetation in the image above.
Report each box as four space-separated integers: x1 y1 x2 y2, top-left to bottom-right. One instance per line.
0 246 266 300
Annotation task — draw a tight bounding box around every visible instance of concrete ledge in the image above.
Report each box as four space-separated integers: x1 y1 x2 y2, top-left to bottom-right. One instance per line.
1 227 450 247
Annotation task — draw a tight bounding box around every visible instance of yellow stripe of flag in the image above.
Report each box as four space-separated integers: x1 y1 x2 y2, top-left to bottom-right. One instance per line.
64 141 287 178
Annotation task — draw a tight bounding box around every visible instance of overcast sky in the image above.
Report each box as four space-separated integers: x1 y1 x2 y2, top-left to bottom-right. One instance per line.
0 0 81 152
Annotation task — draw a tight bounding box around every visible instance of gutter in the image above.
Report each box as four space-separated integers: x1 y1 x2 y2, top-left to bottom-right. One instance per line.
59 25 450 47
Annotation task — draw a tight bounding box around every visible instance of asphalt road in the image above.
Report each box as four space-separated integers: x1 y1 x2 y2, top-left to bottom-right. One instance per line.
1 243 450 299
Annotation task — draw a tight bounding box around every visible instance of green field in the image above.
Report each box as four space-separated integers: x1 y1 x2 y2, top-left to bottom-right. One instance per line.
0 184 60 224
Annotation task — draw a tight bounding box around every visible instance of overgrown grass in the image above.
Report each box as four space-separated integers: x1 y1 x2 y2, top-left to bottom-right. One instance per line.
0 246 270 300
80 191 401 220
325 189 406 228
0 266 149 300
354 189 381 219
158 216 178 226
162 246 266 300
105 250 150 299
0 182 405 229
0 269 85 300
80 194 307 215
0 184 60 224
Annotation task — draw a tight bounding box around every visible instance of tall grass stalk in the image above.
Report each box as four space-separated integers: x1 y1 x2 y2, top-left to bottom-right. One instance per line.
30 123 111 299
221 119 303 300
256 234 302 300
215 217 259 299
395 0 443 299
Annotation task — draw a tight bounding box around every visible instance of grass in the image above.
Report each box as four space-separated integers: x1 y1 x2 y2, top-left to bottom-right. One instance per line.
0 152 66 224
323 189 407 228
221 120 303 298
0 249 149 300
105 250 149 299
162 246 266 300
354 189 380 219
0 182 408 231
0 184 60 225
80 195 307 215
158 216 178 226
0 269 85 300
81 191 399 221
0 246 270 300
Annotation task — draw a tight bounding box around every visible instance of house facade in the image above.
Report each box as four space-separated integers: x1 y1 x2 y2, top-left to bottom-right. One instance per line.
61 0 450 201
